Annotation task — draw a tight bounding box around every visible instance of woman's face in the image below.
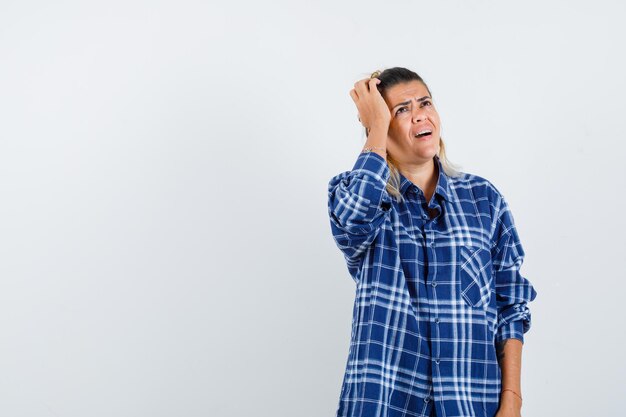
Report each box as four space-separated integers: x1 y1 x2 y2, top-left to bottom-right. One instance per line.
383 80 441 163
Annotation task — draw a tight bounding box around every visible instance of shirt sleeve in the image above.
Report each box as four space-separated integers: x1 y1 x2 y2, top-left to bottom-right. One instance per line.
327 151 392 281
491 194 538 345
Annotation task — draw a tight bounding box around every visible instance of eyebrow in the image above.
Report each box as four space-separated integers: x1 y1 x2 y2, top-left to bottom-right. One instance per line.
392 96 431 110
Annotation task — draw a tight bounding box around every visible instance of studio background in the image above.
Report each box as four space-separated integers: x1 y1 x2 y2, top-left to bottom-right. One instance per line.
1 1 624 416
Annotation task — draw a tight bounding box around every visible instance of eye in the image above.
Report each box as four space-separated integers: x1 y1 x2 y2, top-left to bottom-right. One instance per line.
395 107 408 115
421 100 432 107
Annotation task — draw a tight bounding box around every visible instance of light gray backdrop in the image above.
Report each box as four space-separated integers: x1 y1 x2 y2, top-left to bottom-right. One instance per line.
1 0 624 416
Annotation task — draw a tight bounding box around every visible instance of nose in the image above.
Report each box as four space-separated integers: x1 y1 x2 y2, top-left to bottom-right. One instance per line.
412 105 427 123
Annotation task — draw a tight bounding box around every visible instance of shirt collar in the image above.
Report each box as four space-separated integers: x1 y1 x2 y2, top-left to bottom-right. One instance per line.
399 154 451 201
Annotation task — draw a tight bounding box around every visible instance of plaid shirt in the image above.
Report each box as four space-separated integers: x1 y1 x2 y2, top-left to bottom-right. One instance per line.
327 151 537 417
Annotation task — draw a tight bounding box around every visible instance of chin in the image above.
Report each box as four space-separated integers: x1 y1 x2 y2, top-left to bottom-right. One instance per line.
412 150 438 161
412 142 438 155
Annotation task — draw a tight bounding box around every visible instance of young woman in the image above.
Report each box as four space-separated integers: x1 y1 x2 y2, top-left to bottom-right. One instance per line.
327 67 537 417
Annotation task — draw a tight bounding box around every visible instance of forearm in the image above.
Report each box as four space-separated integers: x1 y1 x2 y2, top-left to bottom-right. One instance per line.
363 124 389 159
496 338 523 410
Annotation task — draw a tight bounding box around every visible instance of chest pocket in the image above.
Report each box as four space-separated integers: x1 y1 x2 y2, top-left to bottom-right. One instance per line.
458 246 493 308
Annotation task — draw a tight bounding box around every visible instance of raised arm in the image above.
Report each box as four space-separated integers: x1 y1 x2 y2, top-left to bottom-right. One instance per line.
327 77 393 282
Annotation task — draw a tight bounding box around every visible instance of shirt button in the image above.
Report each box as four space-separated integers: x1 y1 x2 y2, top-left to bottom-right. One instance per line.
435 358 440 364
431 281 437 287
434 317 440 323
430 241 435 247
424 397 430 403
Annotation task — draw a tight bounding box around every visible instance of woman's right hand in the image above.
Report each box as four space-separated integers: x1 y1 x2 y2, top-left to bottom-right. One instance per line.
349 77 391 132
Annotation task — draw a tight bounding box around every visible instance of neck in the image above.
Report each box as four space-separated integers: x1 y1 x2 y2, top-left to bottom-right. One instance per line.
397 156 438 200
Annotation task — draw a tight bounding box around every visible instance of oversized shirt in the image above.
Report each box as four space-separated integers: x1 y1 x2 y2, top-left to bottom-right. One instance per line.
327 151 537 417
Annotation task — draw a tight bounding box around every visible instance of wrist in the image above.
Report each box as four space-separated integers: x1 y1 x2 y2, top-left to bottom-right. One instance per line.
500 389 522 409
369 121 390 133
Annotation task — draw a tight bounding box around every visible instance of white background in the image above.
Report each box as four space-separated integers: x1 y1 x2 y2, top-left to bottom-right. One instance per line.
1 1 624 416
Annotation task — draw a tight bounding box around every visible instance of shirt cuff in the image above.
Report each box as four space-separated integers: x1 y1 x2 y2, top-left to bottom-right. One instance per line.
351 150 389 185
495 319 525 344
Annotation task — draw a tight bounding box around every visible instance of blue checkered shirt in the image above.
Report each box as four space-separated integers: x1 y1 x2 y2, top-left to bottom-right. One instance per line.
327 152 538 417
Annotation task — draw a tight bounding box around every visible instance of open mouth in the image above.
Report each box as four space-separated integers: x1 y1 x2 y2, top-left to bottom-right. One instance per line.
414 130 432 139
